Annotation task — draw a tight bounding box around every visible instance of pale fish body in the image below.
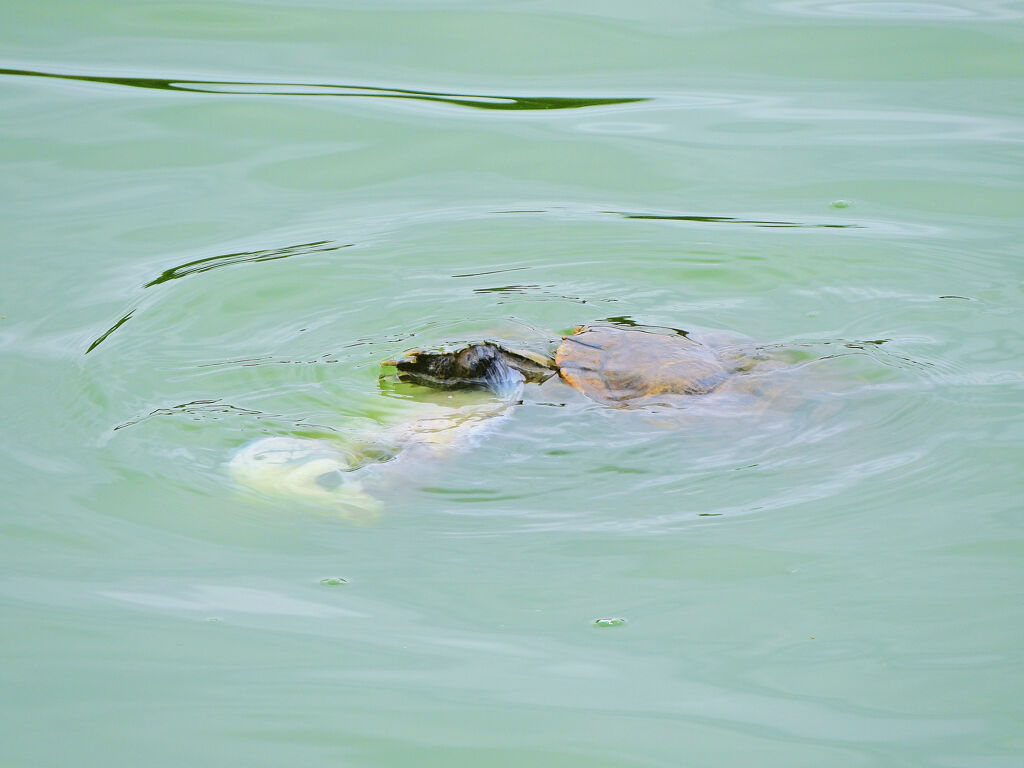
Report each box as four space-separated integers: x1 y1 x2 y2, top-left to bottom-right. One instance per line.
228 396 512 518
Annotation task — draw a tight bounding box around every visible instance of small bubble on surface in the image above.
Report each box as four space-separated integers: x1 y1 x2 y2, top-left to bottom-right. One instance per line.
320 577 349 586
830 199 851 208
205 616 223 623
593 617 627 627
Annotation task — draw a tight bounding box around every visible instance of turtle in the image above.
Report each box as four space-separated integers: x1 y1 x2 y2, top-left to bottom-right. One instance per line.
382 324 769 408
231 323 788 514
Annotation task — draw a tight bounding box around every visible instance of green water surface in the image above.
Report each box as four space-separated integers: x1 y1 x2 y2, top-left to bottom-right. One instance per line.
2 1 1023 766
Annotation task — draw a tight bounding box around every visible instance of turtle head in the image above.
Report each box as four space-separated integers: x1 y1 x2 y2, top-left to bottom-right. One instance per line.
382 343 555 398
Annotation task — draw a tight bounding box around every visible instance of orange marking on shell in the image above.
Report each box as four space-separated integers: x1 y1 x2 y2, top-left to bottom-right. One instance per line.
559 368 587 394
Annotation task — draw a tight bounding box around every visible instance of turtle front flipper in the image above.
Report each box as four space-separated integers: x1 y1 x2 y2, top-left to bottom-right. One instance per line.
383 343 555 398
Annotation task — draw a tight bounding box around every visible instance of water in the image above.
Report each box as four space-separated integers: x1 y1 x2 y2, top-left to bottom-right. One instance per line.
3 1 1023 765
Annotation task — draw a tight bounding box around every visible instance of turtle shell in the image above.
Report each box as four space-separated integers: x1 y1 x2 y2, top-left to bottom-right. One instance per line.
554 326 730 406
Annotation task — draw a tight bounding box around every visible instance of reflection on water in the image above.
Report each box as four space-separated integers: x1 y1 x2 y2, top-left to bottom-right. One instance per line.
86 240 347 353
451 265 531 278
84 308 135 354
610 211 861 229
0 67 646 112
472 284 599 305
143 240 346 288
